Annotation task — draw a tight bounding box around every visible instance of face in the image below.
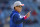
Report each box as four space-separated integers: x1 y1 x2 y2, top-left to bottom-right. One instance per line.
15 5 22 13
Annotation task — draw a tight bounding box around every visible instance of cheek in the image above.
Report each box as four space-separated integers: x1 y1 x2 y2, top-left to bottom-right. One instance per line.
17 7 22 11
18 9 21 11
19 8 22 10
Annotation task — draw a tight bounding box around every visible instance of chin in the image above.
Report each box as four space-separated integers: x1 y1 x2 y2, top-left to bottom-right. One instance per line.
18 10 21 13
19 11 21 13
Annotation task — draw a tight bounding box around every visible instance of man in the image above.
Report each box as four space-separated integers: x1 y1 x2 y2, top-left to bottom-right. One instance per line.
10 1 31 27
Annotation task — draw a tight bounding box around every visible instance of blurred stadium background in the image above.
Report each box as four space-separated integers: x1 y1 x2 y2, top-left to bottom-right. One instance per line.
0 0 40 27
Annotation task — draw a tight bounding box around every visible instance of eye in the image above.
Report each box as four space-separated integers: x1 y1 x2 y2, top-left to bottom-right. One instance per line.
16 6 22 8
21 6 22 7
19 6 22 7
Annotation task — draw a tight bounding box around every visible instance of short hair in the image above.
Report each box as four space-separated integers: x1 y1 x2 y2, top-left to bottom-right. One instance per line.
14 7 15 9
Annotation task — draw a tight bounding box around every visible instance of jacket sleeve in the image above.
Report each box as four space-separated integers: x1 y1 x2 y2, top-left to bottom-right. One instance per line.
13 14 25 24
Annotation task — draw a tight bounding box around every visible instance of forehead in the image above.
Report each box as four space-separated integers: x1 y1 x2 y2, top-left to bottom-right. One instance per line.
16 5 22 7
19 5 22 6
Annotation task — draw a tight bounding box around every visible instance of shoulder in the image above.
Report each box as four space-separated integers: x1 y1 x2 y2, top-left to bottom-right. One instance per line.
13 13 19 16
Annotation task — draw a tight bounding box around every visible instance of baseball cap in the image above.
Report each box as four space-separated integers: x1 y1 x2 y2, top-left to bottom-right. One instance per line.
13 1 24 8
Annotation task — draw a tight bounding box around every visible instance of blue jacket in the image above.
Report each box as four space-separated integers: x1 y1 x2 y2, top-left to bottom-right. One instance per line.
10 10 25 27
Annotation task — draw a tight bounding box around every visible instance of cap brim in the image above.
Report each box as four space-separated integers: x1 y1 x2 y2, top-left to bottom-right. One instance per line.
20 4 24 6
